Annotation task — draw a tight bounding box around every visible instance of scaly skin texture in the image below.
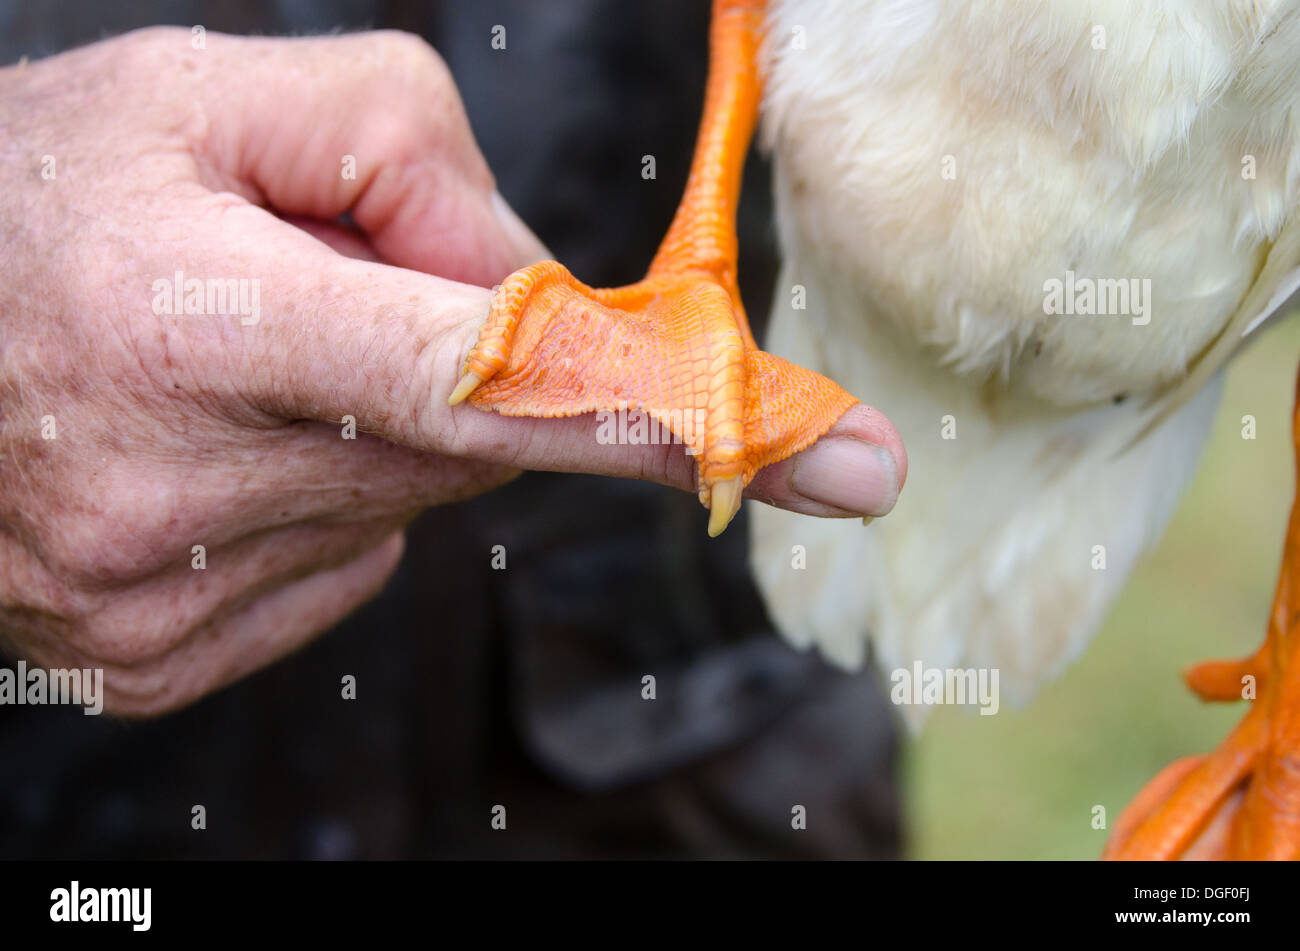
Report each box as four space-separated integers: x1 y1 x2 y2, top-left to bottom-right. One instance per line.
449 0 857 535
1105 365 1300 860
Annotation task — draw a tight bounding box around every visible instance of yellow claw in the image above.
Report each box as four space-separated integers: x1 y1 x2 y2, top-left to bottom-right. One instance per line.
707 475 744 537
447 371 485 406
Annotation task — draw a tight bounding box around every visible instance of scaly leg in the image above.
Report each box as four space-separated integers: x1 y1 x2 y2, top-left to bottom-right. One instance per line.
1105 365 1300 860
448 0 858 536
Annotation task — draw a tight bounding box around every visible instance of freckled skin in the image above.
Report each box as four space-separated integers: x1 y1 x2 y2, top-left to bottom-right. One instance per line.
0 29 556 714
0 21 902 715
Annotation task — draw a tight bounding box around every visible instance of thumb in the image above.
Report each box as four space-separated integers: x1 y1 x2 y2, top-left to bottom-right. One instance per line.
190 201 902 519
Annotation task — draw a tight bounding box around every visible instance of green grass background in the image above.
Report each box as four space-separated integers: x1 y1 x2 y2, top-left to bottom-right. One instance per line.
905 313 1300 860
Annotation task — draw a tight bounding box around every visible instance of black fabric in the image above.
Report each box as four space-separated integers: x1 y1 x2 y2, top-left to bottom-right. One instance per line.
0 0 901 859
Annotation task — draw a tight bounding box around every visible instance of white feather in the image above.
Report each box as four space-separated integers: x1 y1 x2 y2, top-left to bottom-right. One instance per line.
750 0 1300 717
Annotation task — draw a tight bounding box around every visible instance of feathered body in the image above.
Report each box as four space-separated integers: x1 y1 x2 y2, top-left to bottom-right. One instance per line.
751 0 1300 709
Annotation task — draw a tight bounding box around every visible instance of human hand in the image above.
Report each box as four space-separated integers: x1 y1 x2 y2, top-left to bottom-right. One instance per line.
0 28 903 714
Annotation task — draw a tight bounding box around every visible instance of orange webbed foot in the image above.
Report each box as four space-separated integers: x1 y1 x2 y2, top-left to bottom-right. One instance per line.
1103 673 1300 860
1103 716 1264 860
449 260 857 535
449 1 854 536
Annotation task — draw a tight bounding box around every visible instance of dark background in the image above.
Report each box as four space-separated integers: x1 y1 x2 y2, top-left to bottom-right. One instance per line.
0 0 899 859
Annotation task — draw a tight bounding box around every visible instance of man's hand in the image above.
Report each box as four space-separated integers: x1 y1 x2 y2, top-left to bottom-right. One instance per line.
0 28 904 714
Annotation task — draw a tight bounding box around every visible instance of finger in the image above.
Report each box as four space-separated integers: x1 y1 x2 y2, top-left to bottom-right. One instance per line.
102 531 405 715
57 422 511 588
744 404 907 518
195 30 547 282
66 517 406 668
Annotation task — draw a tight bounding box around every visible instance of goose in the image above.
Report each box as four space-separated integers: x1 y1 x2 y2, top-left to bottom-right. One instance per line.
449 0 1300 859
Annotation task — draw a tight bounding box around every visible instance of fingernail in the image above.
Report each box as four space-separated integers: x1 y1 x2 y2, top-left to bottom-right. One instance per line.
790 438 899 517
490 190 551 265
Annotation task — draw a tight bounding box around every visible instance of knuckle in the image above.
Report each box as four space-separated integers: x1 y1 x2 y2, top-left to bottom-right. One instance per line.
38 472 186 588
38 516 116 584
40 510 160 587
108 27 193 79
69 600 173 669
118 25 188 48
99 664 192 718
371 30 451 85
362 32 462 147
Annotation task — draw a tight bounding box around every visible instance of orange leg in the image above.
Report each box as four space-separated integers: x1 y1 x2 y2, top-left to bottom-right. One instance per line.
1105 365 1300 860
448 0 857 536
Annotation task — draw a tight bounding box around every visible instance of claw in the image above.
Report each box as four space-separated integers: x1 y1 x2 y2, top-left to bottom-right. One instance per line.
707 475 743 537
447 370 485 407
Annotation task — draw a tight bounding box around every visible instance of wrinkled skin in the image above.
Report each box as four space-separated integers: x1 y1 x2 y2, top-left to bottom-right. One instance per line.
0 28 903 715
